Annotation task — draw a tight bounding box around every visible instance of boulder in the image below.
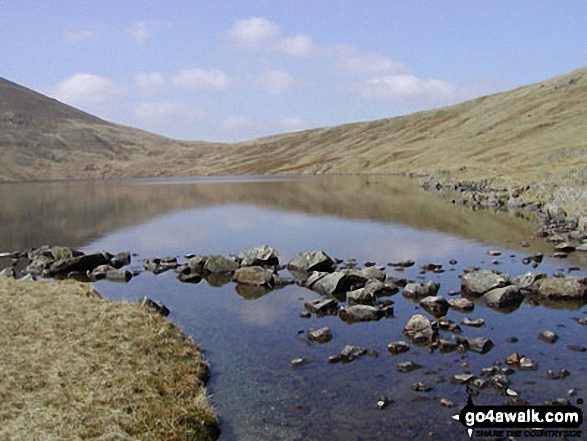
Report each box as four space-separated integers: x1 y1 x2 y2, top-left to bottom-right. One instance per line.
482 286 524 310
233 266 274 287
238 245 279 267
461 269 509 297
138 297 170 317
419 296 449 317
287 251 334 273
187 255 208 273
512 271 546 292
203 255 239 273
448 297 475 312
91 264 132 282
403 281 439 300
339 305 382 323
456 336 494 354
110 251 131 269
346 288 375 306
403 314 435 343
49 252 111 276
536 276 587 301
305 299 338 316
307 327 332 344
0 267 16 278
306 271 366 301
363 279 399 297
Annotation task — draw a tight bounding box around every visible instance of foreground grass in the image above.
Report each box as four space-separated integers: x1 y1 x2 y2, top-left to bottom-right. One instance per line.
0 278 219 440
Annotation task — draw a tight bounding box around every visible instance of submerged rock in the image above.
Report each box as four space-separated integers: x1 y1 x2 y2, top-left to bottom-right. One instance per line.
328 345 374 363
307 327 332 344
536 276 587 301
403 281 439 300
419 296 449 317
448 297 474 312
305 299 338 316
233 266 274 287
138 297 170 317
482 286 524 310
339 305 382 323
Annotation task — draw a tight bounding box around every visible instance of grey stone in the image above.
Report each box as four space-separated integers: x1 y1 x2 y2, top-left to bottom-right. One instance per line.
233 266 274 286
0 267 16 278
538 330 559 343
461 317 484 327
307 271 366 301
512 271 546 292
287 250 334 273
456 336 494 354
138 297 170 316
328 345 368 363
304 299 338 316
419 296 449 317
363 279 399 297
448 297 475 312
537 276 587 300
203 255 239 273
396 361 423 373
461 269 509 297
403 314 435 343
290 357 314 368
238 245 279 267
346 287 375 306
339 305 381 322
482 286 524 309
307 327 332 344
49 252 111 276
110 251 131 269
387 341 410 355
403 281 439 300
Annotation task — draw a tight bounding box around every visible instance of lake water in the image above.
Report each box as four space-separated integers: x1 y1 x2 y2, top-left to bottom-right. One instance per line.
1 175 586 440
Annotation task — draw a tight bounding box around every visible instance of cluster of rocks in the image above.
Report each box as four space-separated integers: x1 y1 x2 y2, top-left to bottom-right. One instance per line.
420 176 587 261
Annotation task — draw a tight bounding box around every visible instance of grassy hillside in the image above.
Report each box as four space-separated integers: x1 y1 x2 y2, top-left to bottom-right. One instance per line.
1 67 586 183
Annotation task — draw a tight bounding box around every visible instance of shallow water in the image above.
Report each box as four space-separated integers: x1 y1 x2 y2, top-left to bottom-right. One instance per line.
1 175 586 440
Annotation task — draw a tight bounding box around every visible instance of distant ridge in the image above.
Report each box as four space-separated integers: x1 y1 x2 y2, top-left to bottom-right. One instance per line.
1 67 586 182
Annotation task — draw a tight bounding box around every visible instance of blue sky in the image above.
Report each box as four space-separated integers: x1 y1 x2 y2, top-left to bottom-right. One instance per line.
1 1 586 142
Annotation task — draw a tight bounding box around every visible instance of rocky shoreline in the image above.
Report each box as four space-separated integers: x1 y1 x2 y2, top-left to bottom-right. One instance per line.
2 241 586 417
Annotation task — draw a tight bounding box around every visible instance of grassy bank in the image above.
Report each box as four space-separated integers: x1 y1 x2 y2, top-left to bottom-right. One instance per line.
0 278 219 440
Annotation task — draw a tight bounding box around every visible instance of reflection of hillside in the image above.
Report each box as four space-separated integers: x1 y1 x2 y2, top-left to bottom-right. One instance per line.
0 176 555 256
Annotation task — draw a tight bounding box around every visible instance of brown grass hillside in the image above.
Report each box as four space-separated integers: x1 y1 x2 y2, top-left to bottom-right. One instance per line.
1 67 586 182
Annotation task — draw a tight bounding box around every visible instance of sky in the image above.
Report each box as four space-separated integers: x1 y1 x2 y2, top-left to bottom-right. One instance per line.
1 1 586 143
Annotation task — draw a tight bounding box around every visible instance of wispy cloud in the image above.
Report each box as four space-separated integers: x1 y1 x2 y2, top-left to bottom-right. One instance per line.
257 69 302 95
172 67 230 92
129 20 159 44
331 44 408 75
226 16 317 57
132 72 166 96
50 73 126 108
280 117 310 131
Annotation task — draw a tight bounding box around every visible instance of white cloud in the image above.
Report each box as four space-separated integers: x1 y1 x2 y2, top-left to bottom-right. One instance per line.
332 44 407 75
226 17 316 56
275 34 316 57
172 67 230 92
65 29 94 42
226 16 280 51
355 73 460 102
129 20 155 43
133 72 166 96
50 73 126 108
220 116 262 132
134 101 205 127
258 69 301 95
280 117 310 131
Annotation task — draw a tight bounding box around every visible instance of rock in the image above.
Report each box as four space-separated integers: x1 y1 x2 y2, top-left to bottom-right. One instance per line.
451 373 475 384
440 398 454 408
187 255 208 273
456 336 494 354
403 314 435 343
290 357 314 368
438 318 461 333
389 259 415 268
461 269 509 297
233 266 274 286
304 299 338 316
482 286 524 309
307 327 332 344
346 288 375 306
419 296 449 317
488 250 501 256
203 255 239 273
176 270 202 284
138 297 170 316
110 251 131 269
91 265 132 282
328 345 368 363
353 267 386 282
438 339 459 353
403 281 439 300
538 330 559 343
577 317 587 326
0 267 16 278
287 250 334 273
512 271 546 292
143 258 171 274
272 273 295 288
566 344 587 352
238 245 279 267
376 396 393 410
205 272 233 287
555 242 576 253
387 341 410 355
48 252 111 276
307 271 366 301
448 297 474 312
363 279 399 297
461 317 484 327
519 356 538 370
536 276 587 301
412 382 432 392
396 361 423 373
339 305 382 323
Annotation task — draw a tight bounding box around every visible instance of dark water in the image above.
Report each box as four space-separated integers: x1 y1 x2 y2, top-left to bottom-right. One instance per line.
1 175 586 440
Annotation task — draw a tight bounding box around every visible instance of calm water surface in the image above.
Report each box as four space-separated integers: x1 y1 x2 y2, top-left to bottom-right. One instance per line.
1 175 585 440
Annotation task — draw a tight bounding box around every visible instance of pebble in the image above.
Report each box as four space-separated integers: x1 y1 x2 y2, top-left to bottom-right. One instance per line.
506 336 519 343
538 330 559 343
488 250 501 256
451 373 475 384
387 341 410 355
290 357 314 368
566 344 587 352
396 361 423 373
461 317 484 327
440 398 454 408
376 396 393 410
412 382 432 392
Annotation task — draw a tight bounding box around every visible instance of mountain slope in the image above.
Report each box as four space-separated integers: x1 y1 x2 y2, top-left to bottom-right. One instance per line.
1 67 586 182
